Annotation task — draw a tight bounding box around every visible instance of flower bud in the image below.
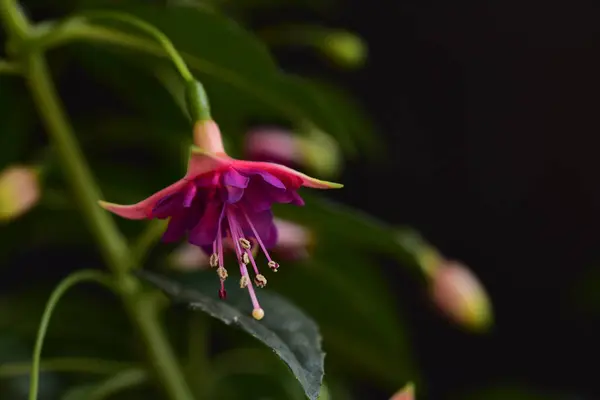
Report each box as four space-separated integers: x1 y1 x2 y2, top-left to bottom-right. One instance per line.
272 218 313 261
0 165 40 223
319 30 367 69
245 127 341 178
169 243 209 271
390 383 415 400
430 260 493 332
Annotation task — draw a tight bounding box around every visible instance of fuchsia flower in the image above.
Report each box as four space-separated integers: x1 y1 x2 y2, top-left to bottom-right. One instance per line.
99 120 342 320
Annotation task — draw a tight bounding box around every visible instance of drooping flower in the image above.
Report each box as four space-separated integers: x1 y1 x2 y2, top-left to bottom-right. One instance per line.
99 120 342 320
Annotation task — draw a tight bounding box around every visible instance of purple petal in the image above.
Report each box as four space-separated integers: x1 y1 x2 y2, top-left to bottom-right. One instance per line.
223 168 249 188
162 214 189 242
244 169 286 189
241 208 277 248
223 186 244 204
189 201 224 246
152 193 183 219
183 184 197 207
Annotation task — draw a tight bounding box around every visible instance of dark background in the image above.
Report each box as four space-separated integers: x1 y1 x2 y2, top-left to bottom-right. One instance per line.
260 0 600 398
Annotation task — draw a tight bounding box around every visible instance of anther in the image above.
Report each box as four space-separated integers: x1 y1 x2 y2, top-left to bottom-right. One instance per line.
252 308 265 320
217 267 228 280
240 275 249 288
209 253 219 268
242 252 250 265
268 260 280 272
254 274 267 288
239 238 251 250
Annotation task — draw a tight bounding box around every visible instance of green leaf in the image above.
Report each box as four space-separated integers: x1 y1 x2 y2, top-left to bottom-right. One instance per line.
135 269 325 400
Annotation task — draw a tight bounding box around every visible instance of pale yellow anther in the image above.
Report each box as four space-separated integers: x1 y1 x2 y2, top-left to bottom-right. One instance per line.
217 267 228 280
252 308 265 320
209 253 219 268
240 275 249 288
254 274 267 288
268 260 280 272
239 238 251 250
242 252 250 265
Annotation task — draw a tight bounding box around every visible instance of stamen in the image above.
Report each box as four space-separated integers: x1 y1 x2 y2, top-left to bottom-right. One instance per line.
254 274 267 288
217 267 228 280
209 253 218 268
226 208 264 319
242 209 278 268
252 308 265 320
242 252 250 265
218 284 227 299
239 238 251 250
268 260 280 272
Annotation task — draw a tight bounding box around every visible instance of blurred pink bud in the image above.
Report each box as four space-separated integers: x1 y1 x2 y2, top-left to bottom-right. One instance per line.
430 260 493 332
0 165 40 223
390 383 415 400
245 128 300 167
272 218 313 261
245 127 341 178
169 243 210 271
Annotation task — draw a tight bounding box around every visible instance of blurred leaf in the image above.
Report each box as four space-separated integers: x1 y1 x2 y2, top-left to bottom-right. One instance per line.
277 252 417 388
63 4 364 151
136 269 324 400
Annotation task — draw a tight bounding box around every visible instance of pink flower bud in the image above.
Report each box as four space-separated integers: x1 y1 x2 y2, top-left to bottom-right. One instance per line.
430 260 493 332
245 127 341 178
390 383 415 400
272 218 313 261
169 243 210 271
0 165 40 223
245 128 300 167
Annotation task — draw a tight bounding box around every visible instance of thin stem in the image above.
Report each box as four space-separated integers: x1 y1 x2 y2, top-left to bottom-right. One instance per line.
28 269 115 400
0 0 30 40
24 50 195 400
0 358 140 378
76 11 193 82
72 12 210 121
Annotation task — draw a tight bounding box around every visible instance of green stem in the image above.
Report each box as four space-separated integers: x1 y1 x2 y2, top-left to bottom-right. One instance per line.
0 358 140 378
73 11 210 121
76 11 193 82
24 49 195 400
2 4 196 399
28 269 115 400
